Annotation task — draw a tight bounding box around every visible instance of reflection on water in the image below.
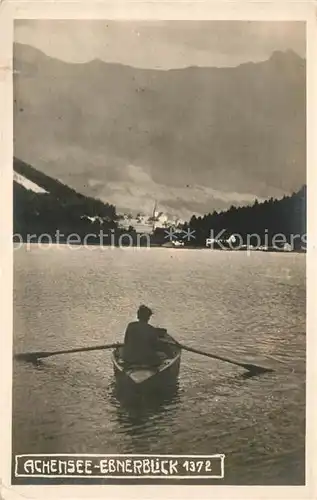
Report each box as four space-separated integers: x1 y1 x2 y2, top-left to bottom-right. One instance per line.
107 380 181 440
13 246 306 484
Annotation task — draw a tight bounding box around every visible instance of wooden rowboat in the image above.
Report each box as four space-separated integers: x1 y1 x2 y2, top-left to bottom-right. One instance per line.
111 335 181 392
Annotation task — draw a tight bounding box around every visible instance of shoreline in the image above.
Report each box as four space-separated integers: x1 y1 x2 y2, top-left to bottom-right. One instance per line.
13 240 306 254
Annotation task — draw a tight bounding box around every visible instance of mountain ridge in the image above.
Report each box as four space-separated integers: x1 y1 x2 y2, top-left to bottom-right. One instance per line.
13 43 306 216
14 42 305 70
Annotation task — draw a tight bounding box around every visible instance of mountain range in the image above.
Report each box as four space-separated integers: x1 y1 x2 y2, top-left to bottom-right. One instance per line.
13 43 306 218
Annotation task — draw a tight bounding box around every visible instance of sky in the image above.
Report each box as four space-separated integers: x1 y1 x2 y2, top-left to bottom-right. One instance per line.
15 20 305 69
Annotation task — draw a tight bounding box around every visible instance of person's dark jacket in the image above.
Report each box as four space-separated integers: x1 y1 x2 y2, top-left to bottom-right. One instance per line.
122 321 166 365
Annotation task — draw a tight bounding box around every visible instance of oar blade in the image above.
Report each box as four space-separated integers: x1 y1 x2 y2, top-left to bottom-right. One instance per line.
243 363 274 375
14 352 45 363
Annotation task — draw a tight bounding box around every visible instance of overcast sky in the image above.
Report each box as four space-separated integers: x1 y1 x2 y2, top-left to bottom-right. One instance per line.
15 20 305 69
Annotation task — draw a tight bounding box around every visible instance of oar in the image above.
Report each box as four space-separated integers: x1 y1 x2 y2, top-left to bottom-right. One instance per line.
170 340 273 375
15 342 123 363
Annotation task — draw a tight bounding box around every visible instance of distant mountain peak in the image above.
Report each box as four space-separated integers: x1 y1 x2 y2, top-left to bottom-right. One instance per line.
269 49 304 63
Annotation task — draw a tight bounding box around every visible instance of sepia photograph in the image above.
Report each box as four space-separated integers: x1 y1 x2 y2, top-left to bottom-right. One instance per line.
10 18 306 486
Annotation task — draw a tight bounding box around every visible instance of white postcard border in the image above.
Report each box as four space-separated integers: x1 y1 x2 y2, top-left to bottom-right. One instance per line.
0 1 316 499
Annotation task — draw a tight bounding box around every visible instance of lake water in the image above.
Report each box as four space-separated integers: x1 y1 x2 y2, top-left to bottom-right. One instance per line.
12 245 306 485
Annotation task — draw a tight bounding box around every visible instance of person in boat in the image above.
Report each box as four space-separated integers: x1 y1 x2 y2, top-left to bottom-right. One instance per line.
122 305 172 366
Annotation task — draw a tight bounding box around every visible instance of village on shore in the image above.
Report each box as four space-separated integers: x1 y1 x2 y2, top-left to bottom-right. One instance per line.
13 158 306 253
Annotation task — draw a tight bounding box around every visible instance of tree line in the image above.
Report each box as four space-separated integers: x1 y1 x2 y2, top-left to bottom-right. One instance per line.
181 186 306 249
13 158 117 241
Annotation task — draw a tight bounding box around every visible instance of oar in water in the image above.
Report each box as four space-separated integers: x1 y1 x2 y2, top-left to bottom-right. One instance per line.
169 340 273 375
14 342 123 363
